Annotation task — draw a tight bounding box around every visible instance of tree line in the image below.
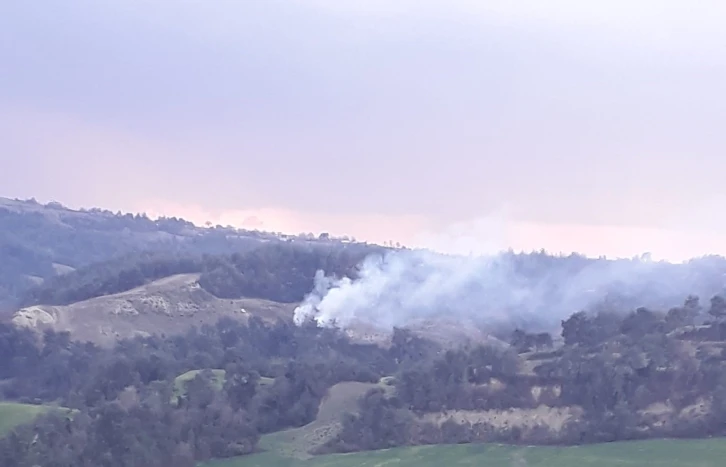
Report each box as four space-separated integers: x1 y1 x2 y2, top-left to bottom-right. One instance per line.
323 296 726 452
19 241 383 307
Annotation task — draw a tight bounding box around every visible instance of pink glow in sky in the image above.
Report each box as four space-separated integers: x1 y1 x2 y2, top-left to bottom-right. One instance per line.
3 1 726 261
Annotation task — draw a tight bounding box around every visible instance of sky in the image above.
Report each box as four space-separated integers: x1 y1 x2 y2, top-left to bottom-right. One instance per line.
1 1 726 260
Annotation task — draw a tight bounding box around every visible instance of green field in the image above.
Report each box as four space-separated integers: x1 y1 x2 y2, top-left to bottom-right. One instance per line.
0 402 54 436
204 438 726 467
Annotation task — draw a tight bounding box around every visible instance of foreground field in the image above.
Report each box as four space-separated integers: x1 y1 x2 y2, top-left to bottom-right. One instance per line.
205 438 726 467
0 402 53 436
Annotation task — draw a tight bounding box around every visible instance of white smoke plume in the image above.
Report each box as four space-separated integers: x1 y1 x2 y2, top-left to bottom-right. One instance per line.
293 248 726 334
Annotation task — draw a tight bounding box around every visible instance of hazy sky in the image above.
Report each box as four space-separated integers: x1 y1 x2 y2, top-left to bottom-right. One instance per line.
2 1 726 259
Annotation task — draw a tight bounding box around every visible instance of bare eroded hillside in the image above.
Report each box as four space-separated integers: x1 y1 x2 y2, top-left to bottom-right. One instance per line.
12 274 296 345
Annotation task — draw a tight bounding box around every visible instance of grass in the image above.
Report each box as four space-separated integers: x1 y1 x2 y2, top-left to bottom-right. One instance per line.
204 438 726 467
0 402 56 436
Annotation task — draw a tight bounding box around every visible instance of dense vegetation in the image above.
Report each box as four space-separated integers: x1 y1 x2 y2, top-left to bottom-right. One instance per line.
197 243 377 303
0 317 395 466
324 298 726 453
19 241 379 308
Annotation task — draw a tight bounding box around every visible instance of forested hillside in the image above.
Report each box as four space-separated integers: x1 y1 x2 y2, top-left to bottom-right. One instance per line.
10 242 384 345
18 242 380 309
4 296 726 465
0 197 376 311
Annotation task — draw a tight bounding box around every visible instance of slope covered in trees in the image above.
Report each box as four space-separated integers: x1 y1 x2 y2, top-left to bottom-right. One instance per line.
3 294 726 464
0 197 378 311
18 240 381 309
0 317 393 465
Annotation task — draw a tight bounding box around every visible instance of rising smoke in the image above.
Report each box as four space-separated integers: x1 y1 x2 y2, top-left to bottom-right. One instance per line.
293 248 726 334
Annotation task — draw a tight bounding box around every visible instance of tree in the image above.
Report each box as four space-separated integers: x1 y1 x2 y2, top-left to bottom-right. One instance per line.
621 307 663 338
223 363 259 410
561 311 619 347
709 295 726 320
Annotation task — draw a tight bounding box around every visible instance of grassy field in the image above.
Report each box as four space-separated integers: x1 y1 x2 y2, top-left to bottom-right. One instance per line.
204 438 726 467
0 402 54 436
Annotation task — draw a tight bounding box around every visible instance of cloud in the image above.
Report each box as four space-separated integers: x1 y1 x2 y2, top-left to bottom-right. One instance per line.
304 0 726 51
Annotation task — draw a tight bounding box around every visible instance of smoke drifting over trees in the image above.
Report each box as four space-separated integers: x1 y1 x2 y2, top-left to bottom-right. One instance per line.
294 249 726 333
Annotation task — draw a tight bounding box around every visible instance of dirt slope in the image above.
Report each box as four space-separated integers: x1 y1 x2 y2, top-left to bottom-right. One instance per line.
12 274 295 345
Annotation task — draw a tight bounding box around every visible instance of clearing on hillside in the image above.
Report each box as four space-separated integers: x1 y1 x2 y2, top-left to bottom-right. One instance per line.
204 437 726 467
0 403 58 437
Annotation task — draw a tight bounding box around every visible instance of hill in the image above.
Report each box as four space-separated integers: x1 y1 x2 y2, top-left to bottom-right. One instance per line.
4 288 726 465
7 197 726 465
12 273 295 345
0 196 375 311
205 438 726 467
